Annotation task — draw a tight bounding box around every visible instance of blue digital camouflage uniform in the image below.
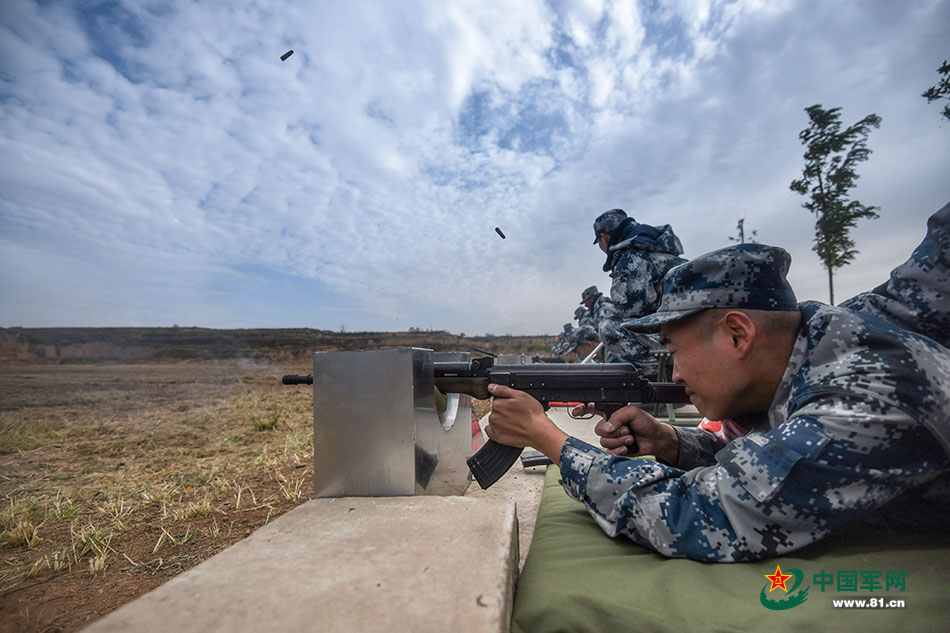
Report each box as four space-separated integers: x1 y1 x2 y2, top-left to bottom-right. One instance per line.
587 294 613 332
557 219 950 562
578 286 613 333
550 323 575 356
563 326 599 362
593 211 686 376
575 304 598 330
840 201 950 349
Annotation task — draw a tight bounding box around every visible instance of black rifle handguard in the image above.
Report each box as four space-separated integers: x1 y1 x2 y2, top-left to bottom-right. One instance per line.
435 358 689 489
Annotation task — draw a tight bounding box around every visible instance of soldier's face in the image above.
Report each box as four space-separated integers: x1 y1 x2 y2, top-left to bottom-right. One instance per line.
569 341 597 362
660 317 744 420
597 233 610 253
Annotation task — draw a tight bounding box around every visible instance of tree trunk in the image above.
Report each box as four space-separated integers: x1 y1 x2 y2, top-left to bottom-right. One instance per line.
827 265 835 305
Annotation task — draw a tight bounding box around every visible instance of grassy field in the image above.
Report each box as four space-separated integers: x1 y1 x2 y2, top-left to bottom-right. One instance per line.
0 328 516 632
0 359 322 632
0 326 554 364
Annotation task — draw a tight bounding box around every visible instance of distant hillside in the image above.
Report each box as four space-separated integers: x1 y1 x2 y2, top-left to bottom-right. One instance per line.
0 327 555 364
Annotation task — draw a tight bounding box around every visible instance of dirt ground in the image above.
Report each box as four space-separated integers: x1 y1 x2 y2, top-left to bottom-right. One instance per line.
0 360 320 633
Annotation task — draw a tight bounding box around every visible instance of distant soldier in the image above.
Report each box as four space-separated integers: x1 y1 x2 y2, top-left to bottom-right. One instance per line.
579 285 611 331
592 209 686 377
575 302 595 330
550 323 575 357
561 326 601 363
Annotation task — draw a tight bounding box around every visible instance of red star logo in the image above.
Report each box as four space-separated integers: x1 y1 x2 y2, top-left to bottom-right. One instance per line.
764 564 793 593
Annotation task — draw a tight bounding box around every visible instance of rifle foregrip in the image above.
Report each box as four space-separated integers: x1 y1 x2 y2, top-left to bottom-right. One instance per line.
466 440 524 489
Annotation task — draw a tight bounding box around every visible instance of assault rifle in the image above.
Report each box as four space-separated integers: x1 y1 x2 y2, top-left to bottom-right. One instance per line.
433 357 688 489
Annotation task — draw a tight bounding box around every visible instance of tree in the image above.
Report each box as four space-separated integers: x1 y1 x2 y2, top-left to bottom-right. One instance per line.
728 217 758 244
922 60 950 123
789 104 881 304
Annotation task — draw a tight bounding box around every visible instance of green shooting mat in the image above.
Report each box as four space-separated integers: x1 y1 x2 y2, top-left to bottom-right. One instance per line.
511 467 950 633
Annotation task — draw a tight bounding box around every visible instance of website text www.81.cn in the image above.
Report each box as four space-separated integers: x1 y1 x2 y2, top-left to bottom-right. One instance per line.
832 598 906 609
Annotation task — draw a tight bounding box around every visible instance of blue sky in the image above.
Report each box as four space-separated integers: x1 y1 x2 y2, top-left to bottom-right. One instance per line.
1 0 948 335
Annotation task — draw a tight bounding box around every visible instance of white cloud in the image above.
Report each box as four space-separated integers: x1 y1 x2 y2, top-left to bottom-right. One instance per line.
1 0 948 335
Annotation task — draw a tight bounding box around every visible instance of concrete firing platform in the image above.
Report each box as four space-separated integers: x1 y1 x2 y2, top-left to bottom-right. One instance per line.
83 495 518 633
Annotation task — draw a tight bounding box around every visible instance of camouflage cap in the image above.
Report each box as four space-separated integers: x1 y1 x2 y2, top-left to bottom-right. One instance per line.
580 285 601 304
572 325 599 345
592 208 628 244
551 331 572 355
574 306 586 319
556 325 599 355
622 243 799 333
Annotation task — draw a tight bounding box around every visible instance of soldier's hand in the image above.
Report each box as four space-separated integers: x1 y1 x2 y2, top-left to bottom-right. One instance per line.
570 402 607 419
485 384 569 464
594 406 678 463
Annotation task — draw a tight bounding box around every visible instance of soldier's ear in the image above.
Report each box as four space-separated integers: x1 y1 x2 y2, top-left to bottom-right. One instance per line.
720 311 755 358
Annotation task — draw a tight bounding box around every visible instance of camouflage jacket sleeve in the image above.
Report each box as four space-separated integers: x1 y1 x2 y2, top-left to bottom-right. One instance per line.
558 400 949 561
670 426 723 469
590 295 618 326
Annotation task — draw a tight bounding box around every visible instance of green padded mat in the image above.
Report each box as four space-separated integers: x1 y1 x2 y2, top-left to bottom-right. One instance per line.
511 467 950 633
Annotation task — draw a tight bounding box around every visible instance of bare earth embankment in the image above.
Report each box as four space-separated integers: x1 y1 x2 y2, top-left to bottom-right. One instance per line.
0 328 548 632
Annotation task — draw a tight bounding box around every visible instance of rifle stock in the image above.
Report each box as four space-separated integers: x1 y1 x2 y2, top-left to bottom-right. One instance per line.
430 376 491 400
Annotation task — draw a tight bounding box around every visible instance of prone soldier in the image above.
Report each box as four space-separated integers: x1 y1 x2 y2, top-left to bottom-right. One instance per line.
561 325 601 364
485 203 950 561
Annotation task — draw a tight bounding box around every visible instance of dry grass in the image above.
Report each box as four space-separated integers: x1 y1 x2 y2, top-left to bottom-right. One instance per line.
0 357 502 632
0 361 316 633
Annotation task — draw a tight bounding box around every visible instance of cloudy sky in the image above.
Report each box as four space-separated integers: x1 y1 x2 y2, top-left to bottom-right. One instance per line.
1 0 948 335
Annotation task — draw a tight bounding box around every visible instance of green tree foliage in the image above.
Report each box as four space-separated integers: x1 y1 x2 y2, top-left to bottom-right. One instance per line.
789 104 882 304
922 60 950 122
